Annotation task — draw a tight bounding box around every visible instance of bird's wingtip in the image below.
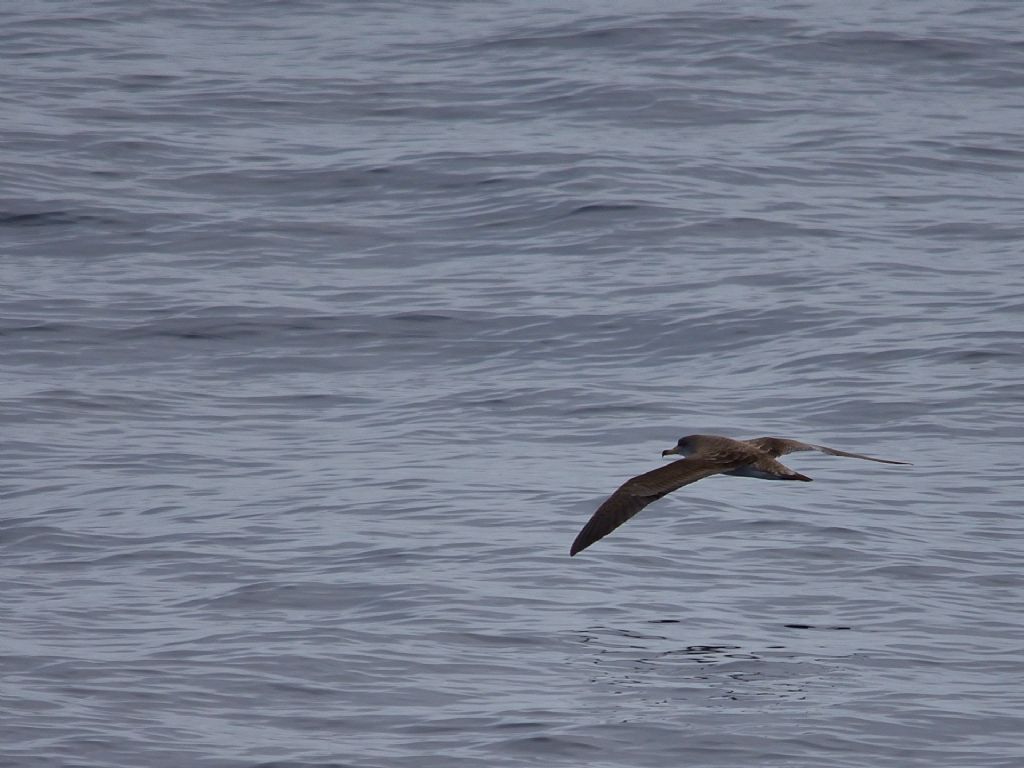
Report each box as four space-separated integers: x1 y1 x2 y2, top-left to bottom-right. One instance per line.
569 538 589 556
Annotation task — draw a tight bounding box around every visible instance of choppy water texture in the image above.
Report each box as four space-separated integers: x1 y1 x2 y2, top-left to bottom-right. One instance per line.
3 2 1024 766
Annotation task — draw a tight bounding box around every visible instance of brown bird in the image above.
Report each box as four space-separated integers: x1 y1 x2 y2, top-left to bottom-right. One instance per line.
569 434 910 556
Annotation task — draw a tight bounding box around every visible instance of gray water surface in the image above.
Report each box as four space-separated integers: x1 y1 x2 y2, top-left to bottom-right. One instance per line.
3 2 1024 766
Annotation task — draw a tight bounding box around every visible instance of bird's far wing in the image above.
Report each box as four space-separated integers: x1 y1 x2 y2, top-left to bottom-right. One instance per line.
569 458 738 557
745 437 911 465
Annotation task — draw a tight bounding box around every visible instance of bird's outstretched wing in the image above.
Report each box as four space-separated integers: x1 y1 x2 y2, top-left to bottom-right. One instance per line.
744 437 911 465
570 458 739 556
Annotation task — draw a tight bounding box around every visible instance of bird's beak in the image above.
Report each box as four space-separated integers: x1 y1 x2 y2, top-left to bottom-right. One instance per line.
661 446 680 457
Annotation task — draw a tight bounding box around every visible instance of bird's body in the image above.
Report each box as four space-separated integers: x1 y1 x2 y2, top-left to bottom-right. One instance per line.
569 434 910 556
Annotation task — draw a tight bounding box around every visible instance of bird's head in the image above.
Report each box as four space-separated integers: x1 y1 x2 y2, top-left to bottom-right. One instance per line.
662 434 699 457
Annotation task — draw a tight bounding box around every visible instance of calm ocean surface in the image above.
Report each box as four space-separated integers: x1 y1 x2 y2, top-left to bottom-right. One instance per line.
3 2 1024 766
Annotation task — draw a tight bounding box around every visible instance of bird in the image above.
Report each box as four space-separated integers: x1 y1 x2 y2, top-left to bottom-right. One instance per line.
569 434 910 556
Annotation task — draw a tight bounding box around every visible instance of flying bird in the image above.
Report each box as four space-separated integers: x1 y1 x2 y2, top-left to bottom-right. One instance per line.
569 434 910 556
